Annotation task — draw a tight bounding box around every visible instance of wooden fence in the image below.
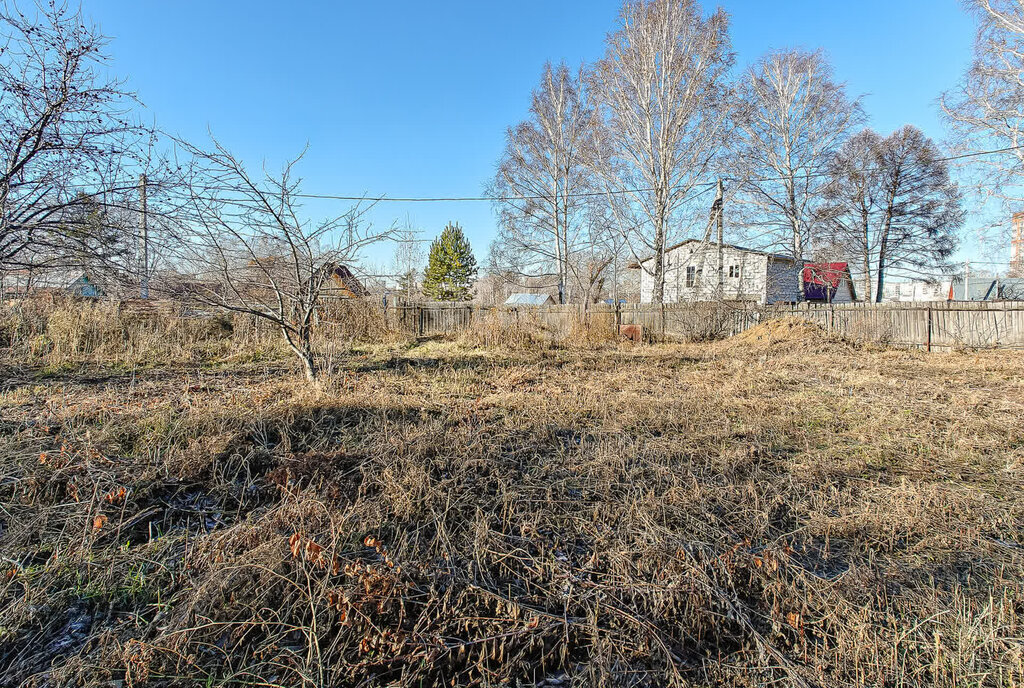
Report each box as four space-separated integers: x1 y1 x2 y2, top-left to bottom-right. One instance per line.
768 302 1024 350
387 301 1024 350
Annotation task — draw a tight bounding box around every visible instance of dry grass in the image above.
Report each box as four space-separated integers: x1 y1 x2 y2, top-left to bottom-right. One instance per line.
0 305 1022 687
0 297 285 365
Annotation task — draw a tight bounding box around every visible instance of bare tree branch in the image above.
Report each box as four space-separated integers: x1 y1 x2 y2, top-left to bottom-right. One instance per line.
168 135 392 380
590 0 733 304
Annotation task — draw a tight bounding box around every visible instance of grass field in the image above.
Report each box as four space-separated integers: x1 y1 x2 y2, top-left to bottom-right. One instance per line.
1 314 1022 687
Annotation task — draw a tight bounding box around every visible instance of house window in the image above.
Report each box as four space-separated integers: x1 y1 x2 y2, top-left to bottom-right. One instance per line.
686 266 702 288
729 265 741 279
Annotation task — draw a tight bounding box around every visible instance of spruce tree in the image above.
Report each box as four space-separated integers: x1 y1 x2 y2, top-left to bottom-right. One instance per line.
422 222 477 301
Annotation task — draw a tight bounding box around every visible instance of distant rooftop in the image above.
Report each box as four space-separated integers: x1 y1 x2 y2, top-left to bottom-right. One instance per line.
950 277 1024 301
504 293 555 306
627 239 797 269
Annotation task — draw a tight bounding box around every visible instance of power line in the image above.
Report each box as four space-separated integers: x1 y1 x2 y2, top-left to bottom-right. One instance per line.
283 143 1024 204
728 143 1024 187
289 182 720 204
30 142 1024 210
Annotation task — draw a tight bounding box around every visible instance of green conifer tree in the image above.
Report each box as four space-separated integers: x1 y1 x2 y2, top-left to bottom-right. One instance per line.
422 222 477 301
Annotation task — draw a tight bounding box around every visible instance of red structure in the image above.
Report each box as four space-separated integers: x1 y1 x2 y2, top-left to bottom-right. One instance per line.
802 263 856 302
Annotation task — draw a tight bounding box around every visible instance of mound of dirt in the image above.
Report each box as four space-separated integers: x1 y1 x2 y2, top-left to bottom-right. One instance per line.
723 316 852 352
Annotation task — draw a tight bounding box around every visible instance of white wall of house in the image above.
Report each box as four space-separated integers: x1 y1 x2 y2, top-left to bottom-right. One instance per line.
881 280 950 302
637 242 802 305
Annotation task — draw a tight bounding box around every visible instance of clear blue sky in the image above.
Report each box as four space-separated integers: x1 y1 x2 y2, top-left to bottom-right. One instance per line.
89 0 983 270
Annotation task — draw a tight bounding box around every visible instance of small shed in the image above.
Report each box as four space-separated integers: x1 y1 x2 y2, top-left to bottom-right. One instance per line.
326 264 369 298
0 269 102 297
802 263 857 303
504 293 555 306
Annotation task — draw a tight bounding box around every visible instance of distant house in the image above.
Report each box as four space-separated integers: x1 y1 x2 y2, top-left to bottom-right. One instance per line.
0 269 102 298
504 293 556 306
242 258 369 300
627 240 804 305
882 280 951 303
948 277 1024 301
802 263 858 303
323 264 369 299
151 270 223 301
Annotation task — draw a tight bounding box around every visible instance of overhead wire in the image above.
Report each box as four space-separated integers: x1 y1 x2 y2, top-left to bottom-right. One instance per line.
281 143 1024 203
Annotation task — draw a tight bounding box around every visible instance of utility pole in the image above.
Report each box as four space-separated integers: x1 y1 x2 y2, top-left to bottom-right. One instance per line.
139 174 148 299
715 179 724 300
964 260 970 301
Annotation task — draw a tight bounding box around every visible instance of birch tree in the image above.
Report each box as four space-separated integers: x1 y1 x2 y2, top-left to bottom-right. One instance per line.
732 49 863 279
590 0 732 304
942 0 1024 211
488 63 597 304
822 127 962 302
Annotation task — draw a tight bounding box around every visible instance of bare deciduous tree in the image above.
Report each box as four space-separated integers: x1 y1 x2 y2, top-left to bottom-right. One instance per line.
822 127 963 302
941 1 1024 256
488 63 598 304
590 0 732 305
174 138 388 381
391 222 424 300
732 49 863 283
0 1 147 271
942 2 1024 193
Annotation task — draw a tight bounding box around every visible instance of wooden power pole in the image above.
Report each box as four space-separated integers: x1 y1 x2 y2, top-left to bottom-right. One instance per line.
139 174 148 299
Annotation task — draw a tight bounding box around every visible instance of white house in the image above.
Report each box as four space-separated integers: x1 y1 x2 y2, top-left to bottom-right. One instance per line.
882 280 951 303
628 240 804 305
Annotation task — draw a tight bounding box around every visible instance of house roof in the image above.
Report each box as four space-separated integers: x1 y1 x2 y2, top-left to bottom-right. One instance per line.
626 239 798 269
0 269 91 290
504 293 554 306
950 277 1024 301
802 263 849 288
328 264 369 296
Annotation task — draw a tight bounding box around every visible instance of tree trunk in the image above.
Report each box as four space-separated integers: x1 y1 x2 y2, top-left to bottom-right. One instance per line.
552 184 565 305
283 324 318 382
875 206 893 303
298 347 317 382
863 256 872 305
874 251 887 303
793 227 806 301
788 176 807 301
861 209 872 303
652 203 666 305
